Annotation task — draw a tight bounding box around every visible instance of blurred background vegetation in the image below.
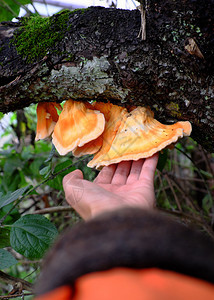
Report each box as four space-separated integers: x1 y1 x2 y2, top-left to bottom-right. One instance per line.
0 0 214 298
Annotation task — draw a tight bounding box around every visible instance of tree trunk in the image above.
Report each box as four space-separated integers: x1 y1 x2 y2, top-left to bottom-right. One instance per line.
0 1 213 151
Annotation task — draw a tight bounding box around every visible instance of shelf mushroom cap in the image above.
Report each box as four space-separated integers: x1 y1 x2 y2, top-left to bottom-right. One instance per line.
72 102 114 157
35 102 62 141
52 100 105 155
88 106 192 169
87 102 128 167
72 136 103 157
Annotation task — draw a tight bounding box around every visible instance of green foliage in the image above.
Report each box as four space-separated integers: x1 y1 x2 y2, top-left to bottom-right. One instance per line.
155 140 214 226
0 0 31 22
47 159 75 190
0 249 17 269
0 105 78 281
0 186 30 209
10 214 58 259
13 10 71 62
0 142 52 195
157 149 168 172
202 194 213 214
0 203 21 226
0 228 10 248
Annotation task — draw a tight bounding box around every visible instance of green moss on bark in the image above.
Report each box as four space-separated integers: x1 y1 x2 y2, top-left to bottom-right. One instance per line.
12 10 72 63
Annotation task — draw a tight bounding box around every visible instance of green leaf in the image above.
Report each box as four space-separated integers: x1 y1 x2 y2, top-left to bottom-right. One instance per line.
44 144 56 162
39 165 51 177
35 140 52 153
0 186 30 209
0 203 21 225
157 149 168 172
47 175 63 191
0 228 10 248
47 160 75 190
0 112 4 120
2 172 22 192
3 157 24 175
21 145 34 160
0 249 17 269
10 214 58 259
202 194 213 214
0 0 32 22
29 157 45 176
199 170 213 179
53 160 73 174
0 0 19 22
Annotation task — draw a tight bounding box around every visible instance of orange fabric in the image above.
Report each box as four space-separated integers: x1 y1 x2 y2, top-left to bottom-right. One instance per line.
74 268 214 300
34 268 214 300
35 285 72 300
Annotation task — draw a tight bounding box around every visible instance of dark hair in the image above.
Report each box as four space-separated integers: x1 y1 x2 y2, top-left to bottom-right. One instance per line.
35 208 214 295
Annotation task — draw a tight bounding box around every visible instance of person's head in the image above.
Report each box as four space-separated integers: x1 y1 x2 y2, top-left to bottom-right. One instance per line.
35 208 214 296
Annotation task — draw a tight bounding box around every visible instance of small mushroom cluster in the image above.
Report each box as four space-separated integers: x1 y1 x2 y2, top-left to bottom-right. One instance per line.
35 100 192 169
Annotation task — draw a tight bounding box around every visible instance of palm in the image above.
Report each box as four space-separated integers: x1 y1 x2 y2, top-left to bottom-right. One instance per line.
63 154 158 220
98 180 154 206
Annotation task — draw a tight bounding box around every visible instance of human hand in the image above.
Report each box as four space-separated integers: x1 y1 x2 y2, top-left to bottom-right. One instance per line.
63 153 159 220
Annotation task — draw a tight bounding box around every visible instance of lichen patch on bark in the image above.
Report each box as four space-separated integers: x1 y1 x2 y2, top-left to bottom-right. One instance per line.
48 56 130 102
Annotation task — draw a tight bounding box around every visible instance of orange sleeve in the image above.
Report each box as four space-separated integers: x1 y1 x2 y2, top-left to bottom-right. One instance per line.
34 268 214 300
35 285 72 300
74 268 214 300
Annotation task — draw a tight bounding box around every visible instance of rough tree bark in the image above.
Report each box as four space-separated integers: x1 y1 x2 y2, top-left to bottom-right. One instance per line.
0 1 213 151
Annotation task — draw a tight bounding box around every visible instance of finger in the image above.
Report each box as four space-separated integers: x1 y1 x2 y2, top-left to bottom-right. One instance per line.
126 159 145 185
111 160 132 185
63 169 83 186
139 153 159 185
94 164 116 184
63 170 85 207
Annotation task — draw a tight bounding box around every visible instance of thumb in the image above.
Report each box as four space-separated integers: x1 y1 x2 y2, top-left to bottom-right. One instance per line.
63 169 83 186
63 170 84 207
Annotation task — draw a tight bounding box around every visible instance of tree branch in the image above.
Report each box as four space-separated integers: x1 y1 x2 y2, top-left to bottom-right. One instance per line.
0 2 213 151
0 293 33 299
31 206 73 214
0 270 33 292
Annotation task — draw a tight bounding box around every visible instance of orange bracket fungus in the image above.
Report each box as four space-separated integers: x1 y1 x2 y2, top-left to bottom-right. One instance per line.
72 102 126 157
35 102 62 141
35 100 192 169
72 135 103 157
52 100 105 155
87 102 128 167
88 106 192 169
